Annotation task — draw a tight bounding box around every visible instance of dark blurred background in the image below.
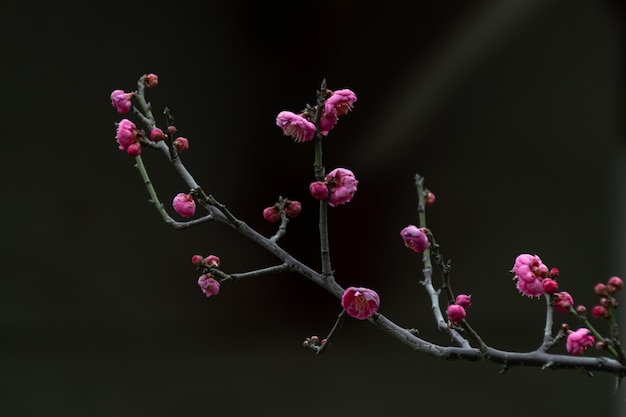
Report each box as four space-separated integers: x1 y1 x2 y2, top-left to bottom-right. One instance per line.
1 0 624 416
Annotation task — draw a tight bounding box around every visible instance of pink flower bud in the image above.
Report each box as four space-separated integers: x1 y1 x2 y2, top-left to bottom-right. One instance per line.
341 286 380 320
576 305 587 315
566 328 594 355
276 111 316 142
150 128 166 141
144 73 158 88
172 193 196 218
553 291 574 314
549 267 560 279
607 276 623 293
447 304 466 323
204 255 220 268
594 283 608 296
167 125 177 134
263 206 281 223
198 274 220 297
325 168 358 207
400 225 428 253
110 89 132 114
284 200 302 218
191 255 204 265
309 181 329 200
174 137 189 153
126 142 142 156
455 294 472 309
591 305 609 318
542 278 559 295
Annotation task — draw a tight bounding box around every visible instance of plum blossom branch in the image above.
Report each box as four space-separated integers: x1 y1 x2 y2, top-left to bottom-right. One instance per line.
209 264 291 283
110 74 626 381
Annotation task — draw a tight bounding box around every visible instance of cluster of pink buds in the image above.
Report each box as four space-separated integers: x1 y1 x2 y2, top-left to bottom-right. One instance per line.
511 254 560 298
275 88 357 142
302 335 329 349
341 286 380 320
263 199 302 223
192 254 221 297
116 119 142 156
173 192 196 218
591 276 623 319
447 294 472 324
309 168 358 206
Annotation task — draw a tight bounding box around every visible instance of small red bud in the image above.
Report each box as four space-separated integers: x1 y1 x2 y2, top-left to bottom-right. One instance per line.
284 200 302 218
575 305 587 315
594 283 608 296
592 305 609 319
191 255 204 265
263 206 281 223
607 276 624 293
425 190 436 206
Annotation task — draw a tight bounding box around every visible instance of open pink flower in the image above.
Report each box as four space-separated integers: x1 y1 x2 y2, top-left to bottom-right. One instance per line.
400 225 428 253
325 168 358 206
110 89 132 114
566 328 594 355
512 254 549 297
341 286 380 320
172 193 196 218
553 291 574 314
276 111 316 142
324 89 357 116
198 274 220 297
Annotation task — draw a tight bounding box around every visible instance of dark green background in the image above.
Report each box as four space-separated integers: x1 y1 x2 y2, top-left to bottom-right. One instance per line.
2 1 624 416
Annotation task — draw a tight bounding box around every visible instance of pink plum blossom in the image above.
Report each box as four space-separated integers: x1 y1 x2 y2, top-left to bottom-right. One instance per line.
512 254 550 297
400 225 428 253
276 111 316 142
325 168 358 206
203 255 220 267
172 193 196 218
553 291 574 314
341 286 380 320
447 304 466 323
198 274 220 297
319 113 338 136
110 89 132 114
566 328 594 355
324 89 357 116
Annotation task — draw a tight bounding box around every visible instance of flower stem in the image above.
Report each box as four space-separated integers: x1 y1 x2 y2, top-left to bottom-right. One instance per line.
316 309 347 355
